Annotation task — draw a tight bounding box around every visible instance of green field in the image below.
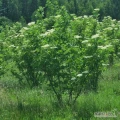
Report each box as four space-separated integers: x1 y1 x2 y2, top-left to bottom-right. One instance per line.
1 4 120 120
0 61 120 120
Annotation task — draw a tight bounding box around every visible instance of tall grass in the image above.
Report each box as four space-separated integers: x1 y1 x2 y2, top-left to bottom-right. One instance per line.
0 61 120 120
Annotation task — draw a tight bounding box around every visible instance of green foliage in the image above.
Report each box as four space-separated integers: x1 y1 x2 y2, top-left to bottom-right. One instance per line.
1 1 120 119
45 0 59 17
3 5 120 106
0 16 12 27
0 23 11 76
0 40 5 76
0 22 23 78
31 6 44 21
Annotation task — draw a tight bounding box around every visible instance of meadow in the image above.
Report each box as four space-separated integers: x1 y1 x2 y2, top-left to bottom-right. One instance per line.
1 7 120 119
0 60 120 120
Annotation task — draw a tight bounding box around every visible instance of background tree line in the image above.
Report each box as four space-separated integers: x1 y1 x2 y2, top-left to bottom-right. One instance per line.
0 0 120 23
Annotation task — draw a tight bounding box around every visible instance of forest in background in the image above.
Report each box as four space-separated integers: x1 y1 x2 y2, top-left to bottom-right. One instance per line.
0 0 120 23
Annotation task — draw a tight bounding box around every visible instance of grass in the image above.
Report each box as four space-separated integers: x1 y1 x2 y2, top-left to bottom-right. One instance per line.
1 61 120 120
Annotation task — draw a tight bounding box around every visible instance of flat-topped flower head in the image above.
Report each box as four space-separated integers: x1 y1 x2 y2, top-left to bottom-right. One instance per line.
82 71 89 74
54 15 61 18
102 63 109 66
117 52 120 55
50 46 58 49
28 22 35 26
74 17 79 20
77 74 83 77
71 77 76 80
84 56 93 59
74 35 82 39
23 27 29 30
20 34 24 37
94 8 100 11
83 15 88 18
47 29 55 33
98 44 112 50
9 44 16 48
41 44 50 49
91 34 99 39
112 19 116 22
104 27 113 31
88 43 92 47
82 40 89 44
118 21 120 25
40 29 55 37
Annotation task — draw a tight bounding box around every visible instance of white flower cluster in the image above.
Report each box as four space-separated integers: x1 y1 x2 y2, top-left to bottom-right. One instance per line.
110 24 115 28
112 19 116 22
77 71 89 77
103 27 112 31
71 77 76 80
41 44 50 49
28 22 35 26
91 34 100 39
77 74 83 77
41 44 57 49
82 40 89 44
83 15 88 18
74 17 79 20
40 29 55 37
98 44 112 50
9 45 16 48
72 71 89 80
102 63 109 66
84 56 93 59
87 43 92 47
19 34 24 37
117 52 120 55
14 34 19 38
54 15 61 19
94 8 100 11
50 47 58 49
82 71 89 74
20 27 29 33
23 27 29 30
74 35 82 39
